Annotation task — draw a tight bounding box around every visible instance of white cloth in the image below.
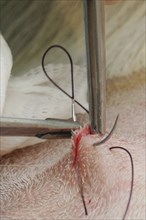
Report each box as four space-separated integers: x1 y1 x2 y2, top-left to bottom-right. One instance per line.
0 34 13 115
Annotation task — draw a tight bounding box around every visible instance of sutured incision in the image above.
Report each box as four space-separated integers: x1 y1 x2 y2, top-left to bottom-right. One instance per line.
41 45 134 219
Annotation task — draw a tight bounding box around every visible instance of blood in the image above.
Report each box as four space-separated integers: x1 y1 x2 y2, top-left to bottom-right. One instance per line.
72 125 92 168
71 125 94 216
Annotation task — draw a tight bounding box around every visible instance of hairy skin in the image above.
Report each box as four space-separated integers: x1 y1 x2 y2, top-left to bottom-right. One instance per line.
0 0 145 219
0 81 145 219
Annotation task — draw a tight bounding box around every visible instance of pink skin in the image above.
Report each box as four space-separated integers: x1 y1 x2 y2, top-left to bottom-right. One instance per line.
0 83 145 219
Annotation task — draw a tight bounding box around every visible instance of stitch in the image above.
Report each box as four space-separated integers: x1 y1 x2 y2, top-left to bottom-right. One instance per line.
71 120 134 218
42 45 92 215
71 125 92 168
41 45 134 218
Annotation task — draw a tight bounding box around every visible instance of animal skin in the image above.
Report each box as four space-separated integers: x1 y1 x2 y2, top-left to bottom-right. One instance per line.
0 0 145 219
0 0 145 152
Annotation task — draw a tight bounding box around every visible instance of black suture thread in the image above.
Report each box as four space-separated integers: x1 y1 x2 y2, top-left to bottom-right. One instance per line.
41 45 89 113
81 191 88 216
93 114 119 146
109 146 134 220
93 115 134 219
75 165 88 216
42 45 89 215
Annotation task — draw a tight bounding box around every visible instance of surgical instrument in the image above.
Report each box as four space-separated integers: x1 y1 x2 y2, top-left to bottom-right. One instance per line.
0 117 81 139
0 0 106 138
84 0 106 134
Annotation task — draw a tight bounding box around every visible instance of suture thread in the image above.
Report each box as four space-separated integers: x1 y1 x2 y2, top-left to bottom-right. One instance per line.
75 165 88 216
93 115 134 220
80 115 134 219
109 146 134 220
93 114 119 146
41 45 89 113
41 45 134 219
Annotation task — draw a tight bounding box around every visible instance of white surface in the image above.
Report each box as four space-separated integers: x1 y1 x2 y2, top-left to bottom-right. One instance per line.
0 34 13 115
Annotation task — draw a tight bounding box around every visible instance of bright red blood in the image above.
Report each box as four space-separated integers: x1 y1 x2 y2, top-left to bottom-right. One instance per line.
72 125 92 167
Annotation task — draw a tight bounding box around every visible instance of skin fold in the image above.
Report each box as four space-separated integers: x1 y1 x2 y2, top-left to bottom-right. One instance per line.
0 0 145 219
1 0 145 151
0 76 145 219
